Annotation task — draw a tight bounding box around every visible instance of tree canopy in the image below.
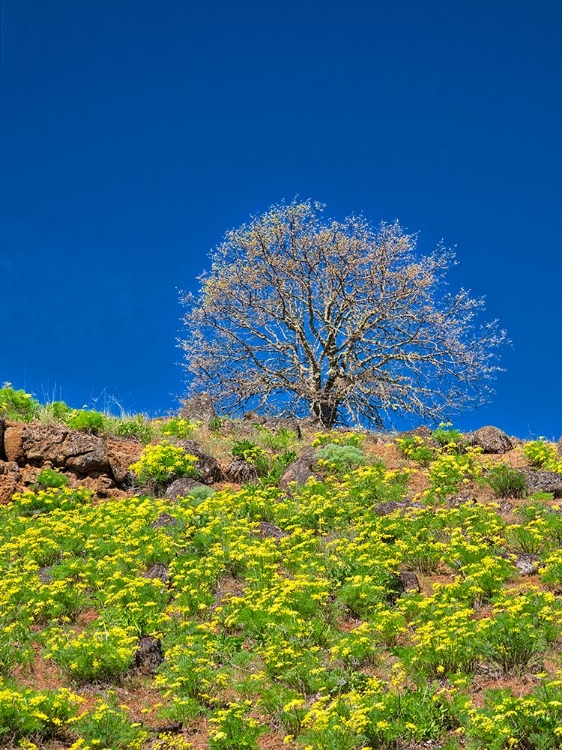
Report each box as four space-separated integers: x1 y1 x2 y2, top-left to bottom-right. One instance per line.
179 200 506 428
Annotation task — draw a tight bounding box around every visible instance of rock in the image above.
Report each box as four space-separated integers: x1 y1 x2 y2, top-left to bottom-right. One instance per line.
398 570 421 593
0 418 5 459
176 440 223 483
225 458 258 484
242 411 266 424
373 500 424 516
165 477 205 500
0 461 21 504
278 446 319 490
152 512 179 528
144 562 169 583
257 521 287 541
4 423 31 464
179 393 217 423
134 636 163 674
520 469 562 498
514 553 541 576
37 566 53 584
466 426 512 454
64 431 110 475
105 437 143 485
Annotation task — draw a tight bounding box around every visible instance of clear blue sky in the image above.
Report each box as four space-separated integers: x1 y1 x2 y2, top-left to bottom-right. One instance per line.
1 1 561 438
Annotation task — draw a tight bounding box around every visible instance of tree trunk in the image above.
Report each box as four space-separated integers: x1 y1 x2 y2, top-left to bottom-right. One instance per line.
311 400 338 428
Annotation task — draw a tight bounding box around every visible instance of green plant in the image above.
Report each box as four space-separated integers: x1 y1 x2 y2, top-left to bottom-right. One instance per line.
312 431 366 448
34 467 69 490
432 423 465 451
160 417 200 440
129 443 199 485
315 444 366 475
0 681 81 742
70 694 149 749
66 409 106 433
105 413 155 443
0 383 40 421
395 435 435 466
485 464 528 498
209 701 264 749
523 440 562 473
11 487 93 515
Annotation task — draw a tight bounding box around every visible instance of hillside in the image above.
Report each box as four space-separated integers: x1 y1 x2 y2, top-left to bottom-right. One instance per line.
1 399 562 749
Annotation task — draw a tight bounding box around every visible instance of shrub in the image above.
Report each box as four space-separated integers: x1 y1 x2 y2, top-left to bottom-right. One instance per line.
315 444 367 475
312 431 365 448
0 681 81 741
523 440 562 473
485 464 527 498
395 435 435 466
160 417 199 440
432 423 465 451
34 467 69 490
0 384 40 421
66 409 106 433
11 487 93 515
129 443 199 485
209 701 264 749
70 694 149 749
105 413 155 443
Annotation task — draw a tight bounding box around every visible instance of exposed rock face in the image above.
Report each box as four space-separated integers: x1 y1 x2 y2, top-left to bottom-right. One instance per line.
105 437 143 485
278 446 318 490
176 440 223 483
179 393 218 423
225 458 258 484
520 469 562 497
165 477 205 500
0 461 20 504
466 426 513 454
0 418 5 459
64 431 110 474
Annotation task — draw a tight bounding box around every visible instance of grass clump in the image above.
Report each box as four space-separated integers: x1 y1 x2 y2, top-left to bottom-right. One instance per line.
485 464 528 498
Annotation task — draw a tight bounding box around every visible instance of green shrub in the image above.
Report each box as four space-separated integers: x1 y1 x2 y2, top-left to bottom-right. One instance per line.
312 431 365 448
431 423 465 451
0 384 40 421
523 440 562 473
11 487 93 515
34 467 69 490
485 464 528 498
66 409 106 433
0 681 81 741
186 485 216 503
71 694 149 748
315 443 367 475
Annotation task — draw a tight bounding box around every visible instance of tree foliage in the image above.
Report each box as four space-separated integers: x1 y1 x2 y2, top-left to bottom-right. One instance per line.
179 200 505 428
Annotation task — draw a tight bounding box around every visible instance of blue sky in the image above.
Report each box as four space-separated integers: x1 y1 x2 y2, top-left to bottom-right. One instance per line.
1 1 561 438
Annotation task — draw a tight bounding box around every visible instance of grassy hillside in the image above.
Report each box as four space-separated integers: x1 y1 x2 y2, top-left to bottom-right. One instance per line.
1 392 562 748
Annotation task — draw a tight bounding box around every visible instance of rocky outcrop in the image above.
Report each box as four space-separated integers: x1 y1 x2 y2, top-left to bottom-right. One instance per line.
466 426 513 454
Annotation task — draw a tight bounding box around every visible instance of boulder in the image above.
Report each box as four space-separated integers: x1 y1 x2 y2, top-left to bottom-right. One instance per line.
179 393 217 423
176 440 223 483
398 570 421 594
520 469 562 498
0 418 5 460
278 446 319 490
165 477 205 500
225 457 258 484
466 426 512 454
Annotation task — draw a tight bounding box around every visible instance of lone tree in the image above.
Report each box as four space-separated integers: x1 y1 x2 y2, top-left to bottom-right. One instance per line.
180 200 505 428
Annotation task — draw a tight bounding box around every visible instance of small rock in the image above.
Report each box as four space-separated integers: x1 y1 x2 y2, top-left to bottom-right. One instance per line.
398 570 421 593
514 553 541 576
257 521 287 541
143 562 169 583
165 477 205 500
278 447 318 490
373 500 423 516
176 440 223 483
37 566 53 584
225 458 258 484
135 636 164 674
151 512 179 528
